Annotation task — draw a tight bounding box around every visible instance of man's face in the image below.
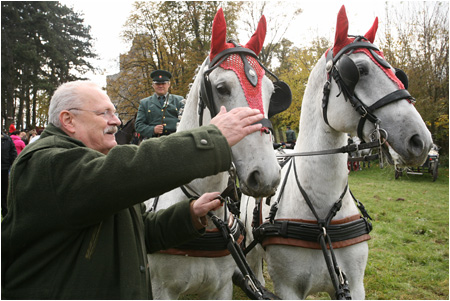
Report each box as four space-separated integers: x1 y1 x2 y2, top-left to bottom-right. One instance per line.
152 81 170 96
70 87 121 154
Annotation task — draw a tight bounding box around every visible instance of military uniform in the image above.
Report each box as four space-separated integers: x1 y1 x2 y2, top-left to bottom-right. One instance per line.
135 70 185 138
135 94 184 138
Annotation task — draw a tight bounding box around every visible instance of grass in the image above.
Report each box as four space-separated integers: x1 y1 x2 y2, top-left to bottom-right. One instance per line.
231 164 449 300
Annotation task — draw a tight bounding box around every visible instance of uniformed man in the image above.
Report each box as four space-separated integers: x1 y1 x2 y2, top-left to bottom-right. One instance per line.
135 70 185 139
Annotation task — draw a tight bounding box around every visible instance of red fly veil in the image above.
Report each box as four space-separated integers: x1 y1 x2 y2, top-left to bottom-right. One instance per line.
328 5 405 89
210 8 267 115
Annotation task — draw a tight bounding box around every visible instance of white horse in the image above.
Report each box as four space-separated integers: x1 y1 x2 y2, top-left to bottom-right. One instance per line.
146 8 289 300
241 6 433 300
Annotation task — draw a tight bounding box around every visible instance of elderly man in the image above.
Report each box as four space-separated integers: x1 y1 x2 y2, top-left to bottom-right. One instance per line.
1 81 263 299
135 70 184 139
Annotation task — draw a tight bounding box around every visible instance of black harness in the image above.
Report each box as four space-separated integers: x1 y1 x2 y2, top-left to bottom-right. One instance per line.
246 158 372 300
322 36 414 142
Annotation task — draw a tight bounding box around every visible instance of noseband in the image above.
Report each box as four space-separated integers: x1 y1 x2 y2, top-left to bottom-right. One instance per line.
322 36 415 142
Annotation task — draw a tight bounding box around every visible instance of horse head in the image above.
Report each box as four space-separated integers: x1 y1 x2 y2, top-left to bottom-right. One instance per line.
182 8 291 197
321 5 432 167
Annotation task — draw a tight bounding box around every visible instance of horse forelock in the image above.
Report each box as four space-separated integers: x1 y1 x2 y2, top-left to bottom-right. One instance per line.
219 54 266 115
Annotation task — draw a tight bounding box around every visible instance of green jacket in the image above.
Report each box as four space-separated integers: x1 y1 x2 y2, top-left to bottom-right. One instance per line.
135 94 184 138
1 123 231 299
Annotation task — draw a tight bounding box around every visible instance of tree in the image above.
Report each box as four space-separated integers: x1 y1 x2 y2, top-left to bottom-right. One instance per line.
239 1 302 68
270 37 330 141
1 1 96 131
107 1 241 121
380 1 449 158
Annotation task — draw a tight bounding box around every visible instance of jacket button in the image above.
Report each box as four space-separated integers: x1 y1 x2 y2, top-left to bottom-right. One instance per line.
139 265 146 273
200 139 208 145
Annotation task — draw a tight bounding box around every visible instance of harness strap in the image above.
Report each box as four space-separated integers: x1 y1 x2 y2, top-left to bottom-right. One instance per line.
277 140 380 158
159 215 244 257
258 216 371 248
357 89 414 140
347 153 379 162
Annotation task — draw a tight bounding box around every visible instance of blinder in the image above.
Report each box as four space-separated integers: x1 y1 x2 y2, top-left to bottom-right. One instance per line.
198 41 292 127
268 77 292 119
394 68 409 89
336 54 359 96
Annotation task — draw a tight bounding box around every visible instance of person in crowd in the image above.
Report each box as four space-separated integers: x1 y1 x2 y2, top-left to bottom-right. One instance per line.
285 125 297 148
1 80 264 299
9 130 25 155
26 129 37 144
135 70 185 139
1 131 17 217
28 128 43 144
8 124 15 135
18 131 27 145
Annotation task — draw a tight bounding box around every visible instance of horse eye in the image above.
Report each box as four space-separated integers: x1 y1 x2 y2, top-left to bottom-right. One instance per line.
356 62 369 76
216 83 230 96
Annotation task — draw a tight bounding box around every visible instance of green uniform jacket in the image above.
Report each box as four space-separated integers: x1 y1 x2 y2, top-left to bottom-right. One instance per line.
285 129 296 143
135 94 184 138
1 123 231 299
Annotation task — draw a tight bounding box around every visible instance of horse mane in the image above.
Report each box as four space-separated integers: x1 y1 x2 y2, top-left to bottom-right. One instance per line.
178 58 210 131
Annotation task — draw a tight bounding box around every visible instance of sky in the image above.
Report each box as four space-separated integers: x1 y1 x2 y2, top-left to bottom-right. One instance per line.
60 0 387 88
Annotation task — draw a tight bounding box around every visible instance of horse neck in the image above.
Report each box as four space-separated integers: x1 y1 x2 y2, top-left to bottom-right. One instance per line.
177 62 229 221
280 57 355 219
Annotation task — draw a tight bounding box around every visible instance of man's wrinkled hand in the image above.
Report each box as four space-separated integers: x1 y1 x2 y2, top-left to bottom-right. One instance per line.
191 192 222 219
210 106 263 147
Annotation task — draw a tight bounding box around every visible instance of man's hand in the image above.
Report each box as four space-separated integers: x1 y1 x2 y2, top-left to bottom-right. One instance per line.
153 124 164 135
191 192 222 218
210 106 263 147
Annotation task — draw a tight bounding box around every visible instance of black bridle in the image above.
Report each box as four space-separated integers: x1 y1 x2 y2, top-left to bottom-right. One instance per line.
322 36 415 142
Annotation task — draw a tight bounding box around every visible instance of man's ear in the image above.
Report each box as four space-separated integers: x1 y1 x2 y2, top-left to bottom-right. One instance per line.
59 111 76 134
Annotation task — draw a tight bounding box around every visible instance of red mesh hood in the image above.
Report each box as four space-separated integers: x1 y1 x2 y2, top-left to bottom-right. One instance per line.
220 54 266 115
354 48 405 89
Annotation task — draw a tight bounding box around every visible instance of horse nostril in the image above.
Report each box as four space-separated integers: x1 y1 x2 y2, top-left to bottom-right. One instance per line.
409 134 425 156
247 170 261 191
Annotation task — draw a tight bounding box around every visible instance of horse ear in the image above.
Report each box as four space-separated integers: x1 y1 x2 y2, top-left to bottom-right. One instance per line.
210 8 227 61
364 17 378 43
333 5 352 56
245 15 267 55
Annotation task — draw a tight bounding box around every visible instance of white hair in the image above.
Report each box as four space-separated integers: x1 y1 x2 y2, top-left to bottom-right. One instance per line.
48 81 100 127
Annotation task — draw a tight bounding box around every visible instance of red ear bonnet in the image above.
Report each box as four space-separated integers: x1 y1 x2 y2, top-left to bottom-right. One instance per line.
364 17 378 43
210 8 267 61
245 15 267 55
210 8 228 61
332 5 352 56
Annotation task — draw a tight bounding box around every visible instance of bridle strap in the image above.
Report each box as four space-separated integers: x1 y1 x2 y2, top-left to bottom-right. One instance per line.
323 37 414 143
356 89 414 140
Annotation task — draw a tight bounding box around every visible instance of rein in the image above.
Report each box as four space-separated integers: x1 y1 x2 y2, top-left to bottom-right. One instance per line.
155 166 280 299
276 140 380 158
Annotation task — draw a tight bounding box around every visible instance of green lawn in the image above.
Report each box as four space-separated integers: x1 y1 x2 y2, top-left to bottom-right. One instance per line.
232 164 449 300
